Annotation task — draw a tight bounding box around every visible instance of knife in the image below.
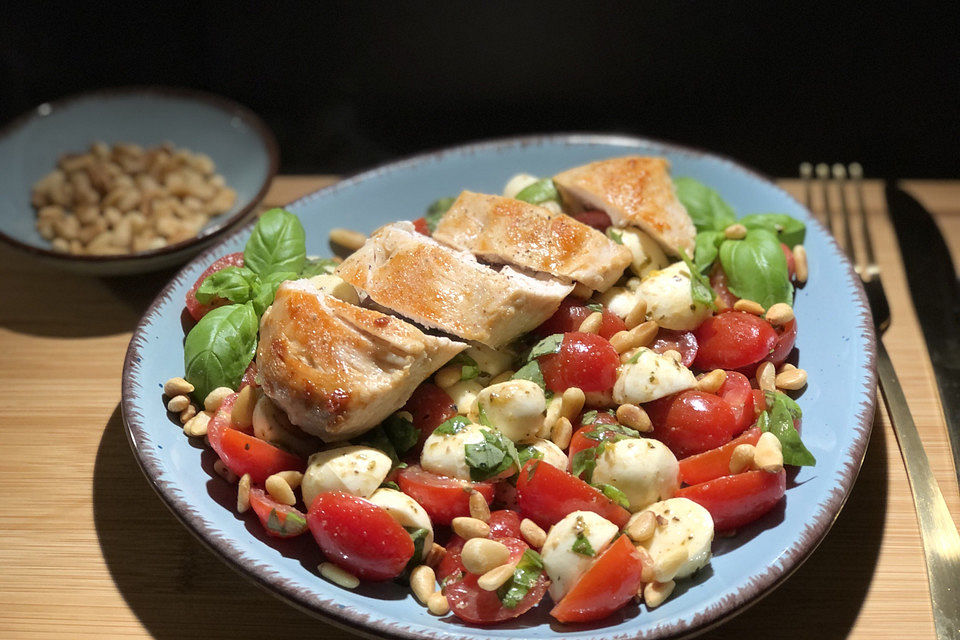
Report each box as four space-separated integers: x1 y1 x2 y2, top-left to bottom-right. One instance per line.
886 183 960 489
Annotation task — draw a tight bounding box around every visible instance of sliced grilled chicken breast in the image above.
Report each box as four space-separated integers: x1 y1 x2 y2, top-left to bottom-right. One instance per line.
553 156 696 257
256 279 466 441
336 222 573 347
433 191 631 292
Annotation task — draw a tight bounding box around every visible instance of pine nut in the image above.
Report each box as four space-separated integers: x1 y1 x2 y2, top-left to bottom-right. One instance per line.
626 510 657 542
166 394 190 413
643 580 676 609
520 518 547 549
662 349 682 363
571 282 593 299
697 369 727 394
577 311 603 334
733 299 764 316
410 565 437 604
237 473 251 513
183 410 211 437
204 386 234 412
434 365 462 389
610 330 635 353
625 299 648 329
655 548 689 582
451 516 490 540
164 376 194 396
757 361 776 393
213 459 238 483
478 563 516 591
776 368 808 390
427 590 450 616
541 396 562 437
633 320 659 348
560 387 586 420
329 228 367 251
425 542 446 568
179 404 197 424
461 538 511 575
765 302 795 326
793 244 808 283
469 490 491 523
551 416 573 449
277 470 303 490
729 444 756 474
779 362 797 373
319 562 360 589
616 404 652 432
490 370 514 385
231 384 258 428
724 223 748 240
265 474 296 505
755 432 784 473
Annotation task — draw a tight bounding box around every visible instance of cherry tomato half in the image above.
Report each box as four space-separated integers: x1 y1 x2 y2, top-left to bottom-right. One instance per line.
677 469 786 531
516 459 631 529
646 390 740 459
487 509 523 540
567 412 621 471
396 465 494 525
717 371 756 432
248 487 308 538
535 299 626 340
539 332 619 394
185 252 245 322
678 426 762 486
767 318 798 367
693 311 777 371
650 329 699 368
550 534 645 623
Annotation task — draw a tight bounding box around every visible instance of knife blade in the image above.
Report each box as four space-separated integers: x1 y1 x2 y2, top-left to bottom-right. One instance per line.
886 183 960 489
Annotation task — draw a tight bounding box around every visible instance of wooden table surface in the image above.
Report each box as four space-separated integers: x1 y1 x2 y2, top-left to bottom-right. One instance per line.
1 175 958 639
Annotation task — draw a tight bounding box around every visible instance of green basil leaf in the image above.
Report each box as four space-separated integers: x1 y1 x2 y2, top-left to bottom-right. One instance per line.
579 409 601 425
766 390 803 420
464 429 520 481
719 229 793 309
679 249 717 309
380 481 400 491
184 302 259 402
595 483 630 509
403 527 430 574
515 178 559 205
739 213 806 248
517 444 544 467
759 392 816 466
252 270 297 315
571 442 606 481
572 531 595 556
512 360 546 391
585 303 603 313
607 228 624 244
266 508 307 536
674 177 737 232
528 333 564 360
195 266 260 305
425 196 456 232
582 423 639 441
693 230 724 273
433 415 471 436
354 425 400 465
448 352 480 381
382 413 419 457
244 208 307 277
299 257 338 277
625 350 643 364
497 549 544 608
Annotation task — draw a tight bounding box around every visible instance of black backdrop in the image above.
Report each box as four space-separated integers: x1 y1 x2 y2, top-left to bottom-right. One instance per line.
2 1 957 177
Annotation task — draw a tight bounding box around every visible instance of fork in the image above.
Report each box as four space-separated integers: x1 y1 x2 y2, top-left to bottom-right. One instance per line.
801 163 960 640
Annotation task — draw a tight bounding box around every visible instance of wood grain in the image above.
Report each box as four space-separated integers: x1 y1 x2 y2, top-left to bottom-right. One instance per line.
0 176 956 639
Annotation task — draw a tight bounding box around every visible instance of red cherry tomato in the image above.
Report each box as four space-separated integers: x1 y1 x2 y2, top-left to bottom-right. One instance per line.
539 332 619 393
516 460 631 529
396 465 494 525
753 389 768 415
185 252 245 322
248 487 308 538
487 509 523 539
646 390 741 458
535 299 626 340
567 412 621 471
678 426 762 486
650 329 699 368
709 263 738 311
717 371 756 432
767 318 798 367
781 243 796 279
573 210 613 231
307 491 415 581
402 383 457 454
693 312 778 371
677 469 786 531
550 535 645 623
412 217 430 235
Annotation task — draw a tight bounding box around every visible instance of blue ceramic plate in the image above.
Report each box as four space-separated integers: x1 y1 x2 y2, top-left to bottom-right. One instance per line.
122 135 876 640
0 86 278 275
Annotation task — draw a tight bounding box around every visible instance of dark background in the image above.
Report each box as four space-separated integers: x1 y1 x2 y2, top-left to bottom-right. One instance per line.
2 2 957 178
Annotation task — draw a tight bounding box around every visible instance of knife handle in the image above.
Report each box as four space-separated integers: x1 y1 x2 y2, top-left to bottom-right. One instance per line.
877 340 960 639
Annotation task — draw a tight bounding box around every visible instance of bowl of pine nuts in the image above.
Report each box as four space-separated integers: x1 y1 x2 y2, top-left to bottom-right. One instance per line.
0 86 279 275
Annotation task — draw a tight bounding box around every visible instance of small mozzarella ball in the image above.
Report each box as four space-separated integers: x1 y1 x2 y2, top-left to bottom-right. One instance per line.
592 438 680 512
613 347 697 404
503 173 540 199
475 380 546 443
464 343 515 378
541 511 619 601
302 445 392 508
619 227 670 279
636 261 712 330
306 274 360 305
368 488 434 560
525 438 569 470
635 497 714 582
420 422 487 481
595 286 643 320
446 379 485 415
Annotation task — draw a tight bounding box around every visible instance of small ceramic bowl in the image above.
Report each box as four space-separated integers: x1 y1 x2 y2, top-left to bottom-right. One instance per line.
0 86 278 275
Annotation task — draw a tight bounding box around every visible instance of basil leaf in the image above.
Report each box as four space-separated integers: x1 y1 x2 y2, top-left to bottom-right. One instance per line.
515 178 559 205
579 409 601 425
719 229 794 308
512 360 546 391
464 429 520 481
433 415 470 436
572 531 595 556
765 390 803 420
571 441 606 481
380 481 400 490
595 483 630 510
674 177 736 232
382 413 419 457
403 527 430 574
528 333 564 360
195 266 260 305
694 230 724 273
607 228 624 244
266 508 307 536
299 257 338 277
244 208 307 277
517 444 544 466
184 302 259 402
585 303 603 313
425 196 455 232
448 352 480 381
497 549 544 608
625 350 642 364
252 270 297 315
758 392 816 466
739 213 806 248
583 423 639 440
679 249 717 309
354 425 400 465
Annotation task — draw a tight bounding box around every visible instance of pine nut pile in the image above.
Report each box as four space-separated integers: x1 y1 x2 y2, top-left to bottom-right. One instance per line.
32 141 237 255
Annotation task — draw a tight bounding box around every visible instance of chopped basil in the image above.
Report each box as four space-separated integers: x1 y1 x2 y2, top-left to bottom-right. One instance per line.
579 409 601 425
433 415 470 436
528 333 564 359
353 425 401 465
425 196 456 232
585 303 603 313
595 483 630 510
625 349 643 364
403 527 430 574
464 429 520 482
380 481 400 491
571 441 606 481
515 178 559 205
674 177 737 233
517 444 544 466
679 249 717 309
607 228 624 244
758 392 816 466
572 531 595 556
512 360 546 391
582 423 639 440
382 413 419 456
447 352 480 381
497 549 544 608
266 508 307 536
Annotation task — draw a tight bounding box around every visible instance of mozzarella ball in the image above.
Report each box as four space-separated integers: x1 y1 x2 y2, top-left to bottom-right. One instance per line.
613 347 697 405
619 227 670 279
301 445 392 508
446 379 485 415
591 438 680 512
368 488 434 560
595 286 643 320
464 343 515 378
636 261 712 330
305 274 359 305
475 379 546 443
420 422 487 481
525 438 569 470
541 511 619 601
634 498 714 582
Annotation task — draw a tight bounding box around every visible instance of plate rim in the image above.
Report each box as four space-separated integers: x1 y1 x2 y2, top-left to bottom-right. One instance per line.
121 132 877 640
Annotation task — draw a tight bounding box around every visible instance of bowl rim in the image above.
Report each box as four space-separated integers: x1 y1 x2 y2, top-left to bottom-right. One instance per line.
121 132 877 640
0 84 280 263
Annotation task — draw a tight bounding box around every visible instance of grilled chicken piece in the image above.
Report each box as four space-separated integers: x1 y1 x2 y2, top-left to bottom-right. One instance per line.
553 156 696 257
336 222 573 347
433 191 631 292
257 279 466 441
